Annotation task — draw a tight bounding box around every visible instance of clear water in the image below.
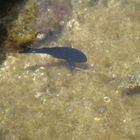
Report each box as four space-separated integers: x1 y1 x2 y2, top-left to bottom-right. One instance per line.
0 0 140 139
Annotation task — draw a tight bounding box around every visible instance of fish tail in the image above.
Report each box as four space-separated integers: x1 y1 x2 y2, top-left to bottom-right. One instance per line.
19 47 51 54
19 45 32 53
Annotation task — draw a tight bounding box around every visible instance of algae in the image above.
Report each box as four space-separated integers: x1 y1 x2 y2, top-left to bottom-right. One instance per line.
0 0 140 140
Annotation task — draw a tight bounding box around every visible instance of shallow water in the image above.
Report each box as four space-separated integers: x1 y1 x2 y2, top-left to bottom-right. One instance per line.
0 0 140 140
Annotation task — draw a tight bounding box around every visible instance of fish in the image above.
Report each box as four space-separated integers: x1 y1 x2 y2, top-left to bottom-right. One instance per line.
124 86 140 96
20 46 87 69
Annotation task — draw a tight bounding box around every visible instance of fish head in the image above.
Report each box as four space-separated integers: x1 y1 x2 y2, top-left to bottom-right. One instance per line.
69 52 87 63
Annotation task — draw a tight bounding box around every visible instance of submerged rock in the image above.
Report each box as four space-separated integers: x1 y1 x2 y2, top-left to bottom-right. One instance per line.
0 0 25 64
0 0 25 23
34 0 71 33
4 0 72 52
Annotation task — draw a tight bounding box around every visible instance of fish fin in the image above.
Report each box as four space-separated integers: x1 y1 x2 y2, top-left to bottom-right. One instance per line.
66 59 75 71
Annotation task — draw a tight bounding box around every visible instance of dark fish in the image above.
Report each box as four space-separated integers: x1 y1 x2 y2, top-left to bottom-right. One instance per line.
125 86 140 96
20 46 87 69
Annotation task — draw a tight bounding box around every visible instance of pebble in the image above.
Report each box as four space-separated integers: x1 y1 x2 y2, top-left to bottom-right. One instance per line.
97 106 107 114
66 105 73 113
33 92 43 98
36 32 46 41
94 117 101 121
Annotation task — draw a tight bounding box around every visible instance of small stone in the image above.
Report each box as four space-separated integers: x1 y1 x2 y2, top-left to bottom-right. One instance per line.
41 73 45 76
33 92 43 98
112 73 117 79
66 105 73 112
57 72 62 76
36 32 46 41
97 106 107 114
94 117 101 121
123 119 127 123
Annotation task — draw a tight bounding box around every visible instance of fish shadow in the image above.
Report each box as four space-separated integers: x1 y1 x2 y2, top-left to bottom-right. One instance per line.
26 61 89 72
